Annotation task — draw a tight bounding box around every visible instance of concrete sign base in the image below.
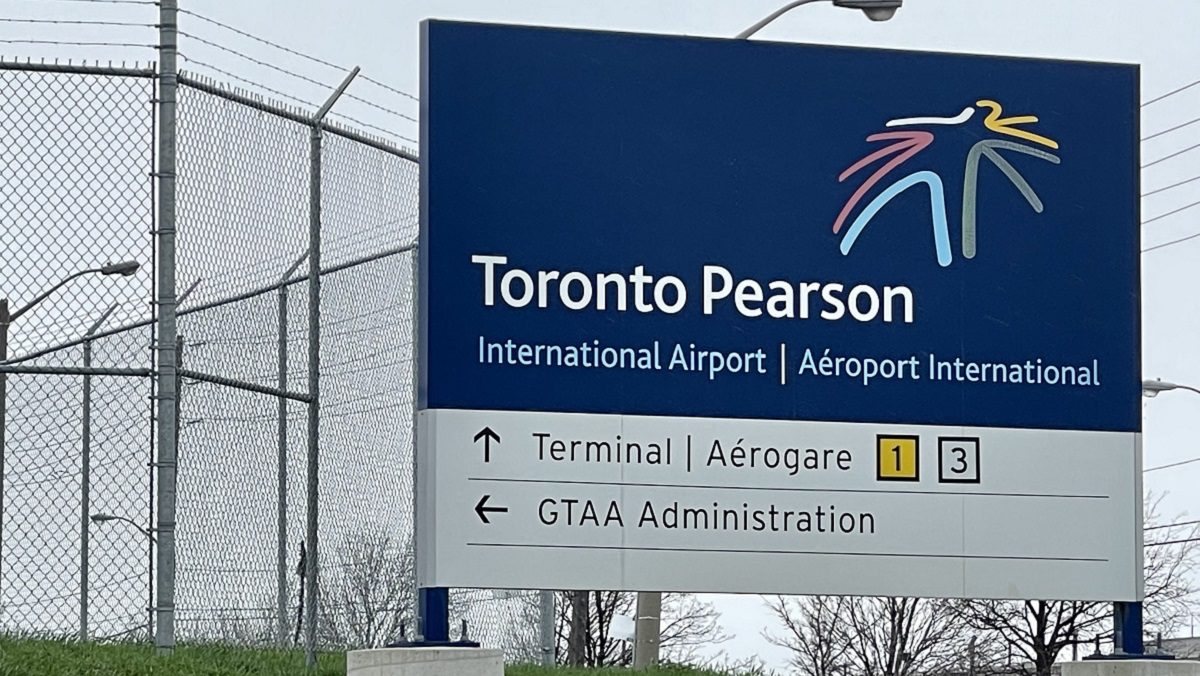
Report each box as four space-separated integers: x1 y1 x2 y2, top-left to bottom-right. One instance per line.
1063 661 1200 676
346 648 503 676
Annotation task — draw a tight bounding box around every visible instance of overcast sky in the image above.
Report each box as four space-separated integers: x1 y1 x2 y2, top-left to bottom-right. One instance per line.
5 0 1200 666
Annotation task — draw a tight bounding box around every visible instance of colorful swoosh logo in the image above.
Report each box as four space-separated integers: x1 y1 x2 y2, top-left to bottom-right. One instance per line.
834 100 1061 267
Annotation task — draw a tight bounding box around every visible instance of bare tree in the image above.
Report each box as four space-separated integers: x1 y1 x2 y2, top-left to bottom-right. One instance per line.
768 595 986 676
842 597 968 676
554 591 729 666
660 593 732 663
317 529 413 649
954 598 1103 676
765 596 851 676
1142 493 1200 637
956 493 1200 676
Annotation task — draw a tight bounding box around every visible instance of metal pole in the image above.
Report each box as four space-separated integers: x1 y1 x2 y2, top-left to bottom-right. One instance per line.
277 252 305 650
540 590 556 666
303 67 358 668
80 339 92 641
303 118 322 670
154 0 180 656
409 249 422 639
277 283 289 648
0 298 8 606
1114 601 1144 655
80 304 117 643
568 591 588 666
633 591 661 669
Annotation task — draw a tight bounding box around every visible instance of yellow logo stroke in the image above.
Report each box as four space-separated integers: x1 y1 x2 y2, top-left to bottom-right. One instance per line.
976 99 1060 150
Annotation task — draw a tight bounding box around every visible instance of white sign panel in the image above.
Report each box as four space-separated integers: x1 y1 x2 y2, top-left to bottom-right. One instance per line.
418 409 1141 601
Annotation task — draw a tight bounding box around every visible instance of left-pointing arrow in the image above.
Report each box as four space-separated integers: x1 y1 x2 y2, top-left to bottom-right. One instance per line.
474 494 509 524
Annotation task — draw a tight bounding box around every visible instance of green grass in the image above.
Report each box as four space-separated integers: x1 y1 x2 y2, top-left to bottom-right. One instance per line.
0 637 345 676
0 638 744 672
0 638 737 676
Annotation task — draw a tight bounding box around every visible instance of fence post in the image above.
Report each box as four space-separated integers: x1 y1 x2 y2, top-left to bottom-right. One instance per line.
80 339 91 641
303 114 323 672
278 282 290 648
1 299 9 605
154 0 180 656
303 67 358 669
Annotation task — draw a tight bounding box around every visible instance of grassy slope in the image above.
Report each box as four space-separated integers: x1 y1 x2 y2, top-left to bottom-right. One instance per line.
0 638 732 676
0 638 344 676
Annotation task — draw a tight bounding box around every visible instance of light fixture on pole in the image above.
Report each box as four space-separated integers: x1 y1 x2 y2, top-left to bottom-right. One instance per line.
736 0 902 39
1142 379 1200 398
0 259 141 611
90 513 156 543
1127 376 1199 657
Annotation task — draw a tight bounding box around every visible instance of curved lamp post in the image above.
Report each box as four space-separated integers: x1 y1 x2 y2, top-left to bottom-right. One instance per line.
1128 377 1200 656
91 513 156 543
736 0 902 38
0 259 141 637
1142 379 1200 398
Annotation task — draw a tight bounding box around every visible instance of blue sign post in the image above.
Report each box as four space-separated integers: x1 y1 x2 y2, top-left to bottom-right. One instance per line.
417 20 1141 650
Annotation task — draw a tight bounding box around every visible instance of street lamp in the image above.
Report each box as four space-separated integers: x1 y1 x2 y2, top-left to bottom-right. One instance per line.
3 260 140 328
1125 377 1200 656
90 513 156 543
1142 379 1200 398
736 0 902 39
0 259 141 607
89 511 155 642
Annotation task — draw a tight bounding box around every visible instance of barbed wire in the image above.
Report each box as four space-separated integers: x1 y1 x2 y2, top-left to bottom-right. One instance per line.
0 17 154 28
12 0 156 4
176 30 418 124
175 6 420 103
0 38 155 48
177 54 417 145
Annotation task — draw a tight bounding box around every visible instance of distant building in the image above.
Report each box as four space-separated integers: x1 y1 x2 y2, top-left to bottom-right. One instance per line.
1160 636 1200 659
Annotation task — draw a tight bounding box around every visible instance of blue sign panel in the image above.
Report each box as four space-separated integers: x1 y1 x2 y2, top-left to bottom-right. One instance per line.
419 21 1140 433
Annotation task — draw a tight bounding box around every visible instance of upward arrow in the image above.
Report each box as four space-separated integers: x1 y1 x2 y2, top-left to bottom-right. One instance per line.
473 426 500 463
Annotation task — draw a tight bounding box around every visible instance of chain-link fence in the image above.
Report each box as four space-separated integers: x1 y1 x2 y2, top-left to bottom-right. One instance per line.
0 63 156 641
0 59 542 659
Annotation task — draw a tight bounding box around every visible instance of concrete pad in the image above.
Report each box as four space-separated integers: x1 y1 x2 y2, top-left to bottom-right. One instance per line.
347 648 504 676
1063 660 1200 676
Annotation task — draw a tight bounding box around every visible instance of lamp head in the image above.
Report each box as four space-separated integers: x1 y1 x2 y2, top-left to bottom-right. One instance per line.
833 0 902 21
100 260 140 277
1142 379 1178 398
90 513 115 524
